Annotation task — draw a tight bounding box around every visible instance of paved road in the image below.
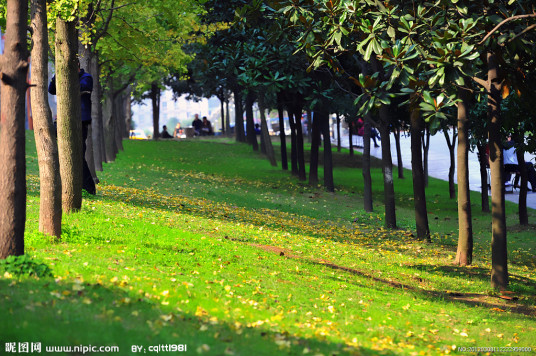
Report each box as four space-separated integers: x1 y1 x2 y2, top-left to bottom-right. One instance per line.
333 128 536 209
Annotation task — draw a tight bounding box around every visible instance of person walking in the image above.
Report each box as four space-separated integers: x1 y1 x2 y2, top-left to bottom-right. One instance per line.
49 59 96 195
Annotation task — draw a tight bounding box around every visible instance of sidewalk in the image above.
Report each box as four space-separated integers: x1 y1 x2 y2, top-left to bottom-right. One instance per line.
334 128 536 210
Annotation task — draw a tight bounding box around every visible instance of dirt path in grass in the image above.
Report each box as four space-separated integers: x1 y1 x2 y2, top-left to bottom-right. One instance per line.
251 243 536 318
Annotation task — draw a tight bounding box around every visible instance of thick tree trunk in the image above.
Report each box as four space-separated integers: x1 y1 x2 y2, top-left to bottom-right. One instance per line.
30 0 62 238
394 128 404 179
444 127 457 199
151 83 160 140
477 144 490 212
487 51 508 289
410 105 430 241
336 113 341 152
0 0 29 257
277 98 288 171
309 111 320 186
233 88 245 142
455 91 473 265
378 109 396 229
320 109 334 192
56 17 83 212
363 115 373 212
245 92 258 151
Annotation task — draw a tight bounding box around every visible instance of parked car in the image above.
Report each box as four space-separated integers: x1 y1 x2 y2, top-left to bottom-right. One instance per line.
129 130 148 140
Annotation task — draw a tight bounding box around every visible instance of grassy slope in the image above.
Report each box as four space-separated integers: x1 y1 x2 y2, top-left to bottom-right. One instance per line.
2 136 535 356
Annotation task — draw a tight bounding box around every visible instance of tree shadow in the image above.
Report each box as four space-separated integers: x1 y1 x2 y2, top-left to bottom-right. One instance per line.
0 276 394 356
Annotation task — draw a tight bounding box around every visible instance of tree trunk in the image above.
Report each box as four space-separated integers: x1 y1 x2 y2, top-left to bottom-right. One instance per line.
306 110 312 142
320 109 334 192
513 132 528 225
477 144 490 212
379 108 396 229
455 90 473 265
336 113 341 152
0 0 29 257
56 17 83 212
151 83 160 140
245 92 258 151
293 103 307 181
394 127 404 179
277 95 288 171
220 92 225 135
258 93 276 166
113 93 124 151
363 115 373 212
233 88 245 142
422 127 430 187
309 111 320 186
30 0 62 238
410 104 430 241
349 122 354 156
487 51 508 290
288 106 298 176
103 89 116 162
444 127 457 199
225 97 231 137
90 52 106 168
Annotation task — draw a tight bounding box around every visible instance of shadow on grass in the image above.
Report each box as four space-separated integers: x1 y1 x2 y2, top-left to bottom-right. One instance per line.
0 277 394 356
252 244 536 318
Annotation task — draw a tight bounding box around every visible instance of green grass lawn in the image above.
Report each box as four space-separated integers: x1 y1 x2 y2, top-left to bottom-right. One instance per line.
2 135 535 355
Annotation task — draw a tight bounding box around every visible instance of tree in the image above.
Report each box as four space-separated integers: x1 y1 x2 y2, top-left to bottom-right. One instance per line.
31 0 62 237
0 0 29 258
54 5 83 212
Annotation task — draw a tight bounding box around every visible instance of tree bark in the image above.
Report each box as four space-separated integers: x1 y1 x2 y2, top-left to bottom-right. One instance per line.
292 102 307 181
103 88 116 162
410 104 430 241
378 111 397 229
30 0 62 238
455 90 473 265
349 121 354 156
444 127 457 199
90 53 106 168
258 93 276 166
320 109 334 192
0 0 29 257
336 112 341 152
56 17 83 212
220 91 225 135
309 111 320 186
363 115 373 212
277 95 288 171
394 127 404 179
513 132 528 225
288 105 298 176
225 96 231 137
245 92 258 151
487 51 508 289
477 144 490 212
151 83 160 140
233 87 245 142
422 127 430 187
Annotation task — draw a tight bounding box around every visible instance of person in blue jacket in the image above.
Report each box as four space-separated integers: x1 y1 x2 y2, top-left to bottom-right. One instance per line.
49 59 96 195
